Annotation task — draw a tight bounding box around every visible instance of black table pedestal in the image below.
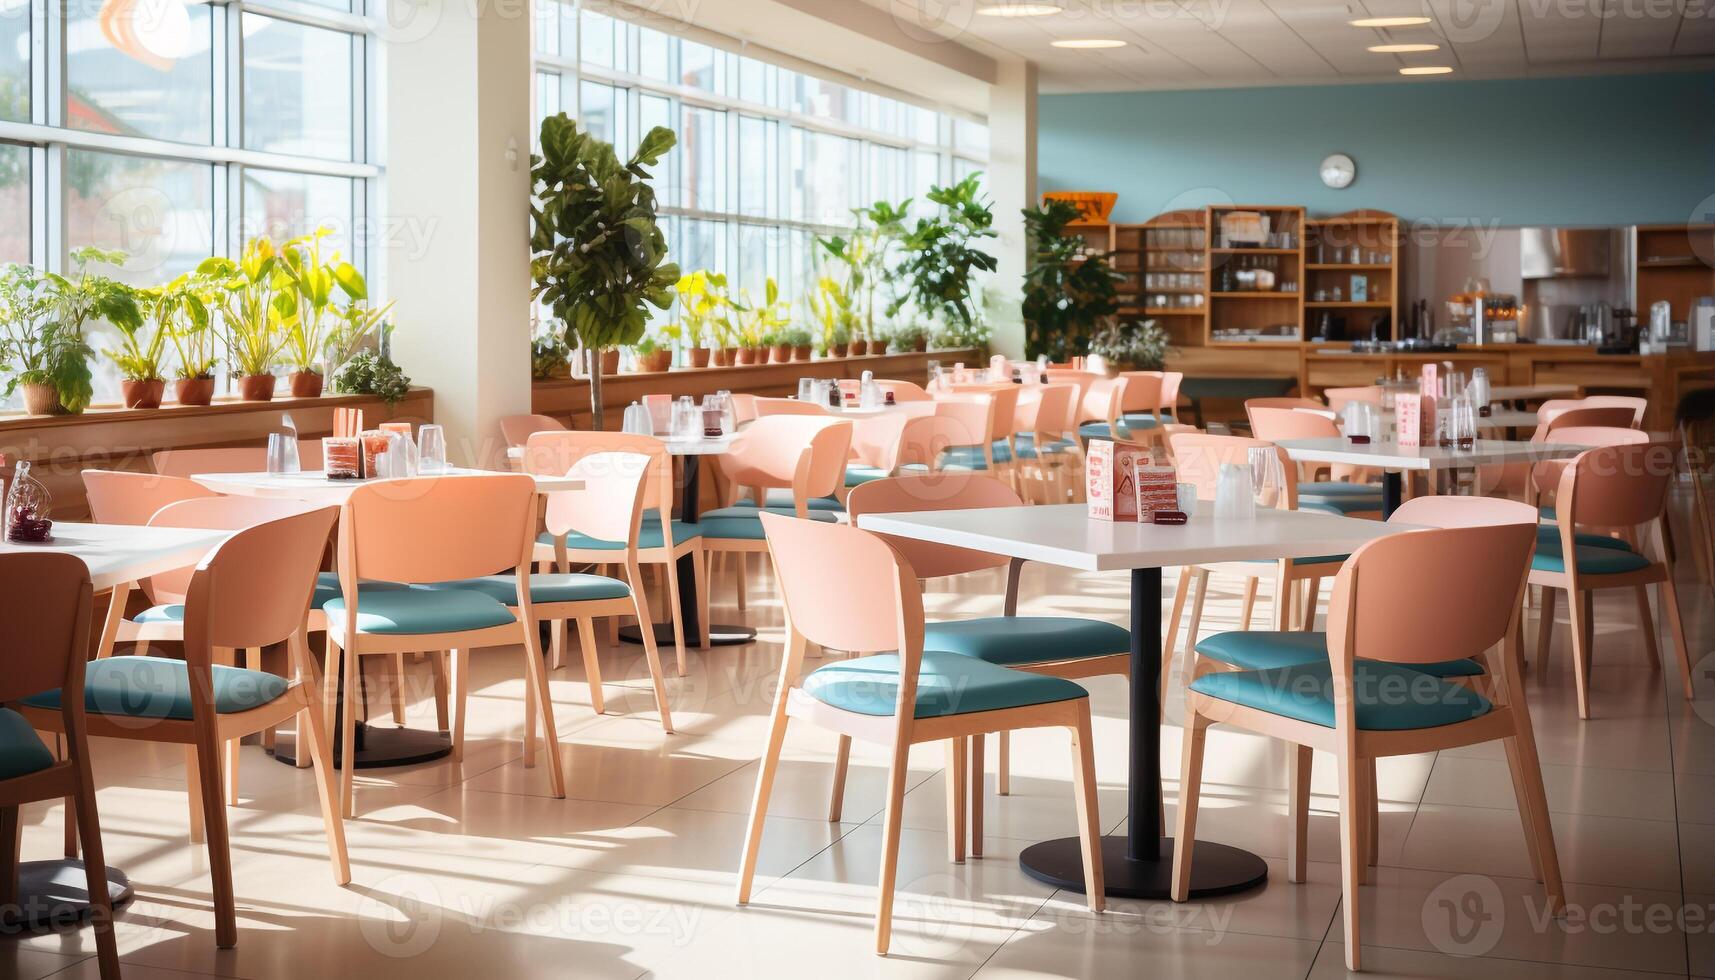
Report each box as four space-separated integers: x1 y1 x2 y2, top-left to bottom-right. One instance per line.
271 644 451 768
1016 566 1270 900
618 451 755 648
1381 471 1404 519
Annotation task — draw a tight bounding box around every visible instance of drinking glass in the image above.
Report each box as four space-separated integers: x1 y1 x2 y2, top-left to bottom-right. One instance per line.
1451 397 1478 451
1175 482 1199 518
797 378 814 402
1249 446 1286 509
417 424 448 472
1214 463 1256 521
266 433 300 475
621 402 653 436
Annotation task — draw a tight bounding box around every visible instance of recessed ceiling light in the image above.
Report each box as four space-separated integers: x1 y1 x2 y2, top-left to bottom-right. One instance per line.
1368 42 1440 52
1350 15 1433 27
1052 38 1128 48
1399 65 1454 75
976 2 1063 16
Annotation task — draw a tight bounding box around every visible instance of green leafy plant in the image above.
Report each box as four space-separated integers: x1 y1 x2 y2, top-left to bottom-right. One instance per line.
149 273 218 380
890 322 927 350
531 113 677 429
30 247 140 411
781 327 812 348
1088 319 1170 371
805 274 858 354
818 200 907 341
0 262 96 412
531 331 570 380
332 348 411 405
199 239 294 378
735 277 789 350
633 335 660 356
1021 199 1123 361
668 270 735 350
891 174 997 337
278 228 366 375
104 299 169 382
325 300 395 378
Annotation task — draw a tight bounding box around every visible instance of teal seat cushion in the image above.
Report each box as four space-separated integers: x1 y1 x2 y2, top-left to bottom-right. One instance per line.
1296 494 1381 515
1014 433 1077 460
538 515 701 552
1121 412 1172 430
734 489 844 512
1531 538 1651 575
1188 660 1492 731
698 506 839 541
1078 421 1130 441
923 616 1129 667
1194 630 1484 679
1536 525 1633 552
415 573 630 607
21 657 287 721
0 707 54 780
1300 482 1383 498
135 575 408 626
322 588 516 635
801 650 1086 719
939 443 1012 469
846 464 890 487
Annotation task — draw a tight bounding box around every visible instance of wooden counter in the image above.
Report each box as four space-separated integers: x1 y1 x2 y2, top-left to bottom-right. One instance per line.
532 348 981 428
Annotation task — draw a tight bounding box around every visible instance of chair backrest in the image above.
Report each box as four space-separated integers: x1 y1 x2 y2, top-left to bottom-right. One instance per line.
152 447 266 478
1245 397 1324 417
850 411 973 473
545 451 651 549
728 392 759 426
341 474 537 586
877 380 932 403
1579 395 1647 428
147 496 331 602
719 416 854 508
1388 495 1538 529
1168 432 1297 507
500 413 565 449
983 386 1021 444
83 470 219 527
522 430 675 521
1556 441 1677 531
760 512 923 662
1016 384 1074 441
333 407 364 438
1538 405 1638 437
754 397 830 417
1328 522 1535 673
1324 386 1383 414
1159 372 1184 415
0 553 93 709
1076 376 1125 424
1247 405 1340 442
1117 372 1164 416
180 505 341 655
847 473 1022 578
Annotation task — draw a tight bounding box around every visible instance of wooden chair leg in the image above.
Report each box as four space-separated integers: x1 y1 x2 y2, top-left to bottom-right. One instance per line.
1337 751 1364 972
945 738 966 864
428 650 450 731
339 646 361 819
1238 575 1258 631
692 548 712 649
1170 713 1211 902
185 744 206 844
1 805 21 910
225 737 241 807
521 620 567 799
1501 735 1545 882
1067 701 1105 910
736 707 791 906
997 730 1010 796
67 768 121 978
828 734 851 822
1184 568 1211 657
969 733 985 859
1288 744 1311 883
291 634 351 885
1536 586 1558 669
735 552 748 613
549 618 567 671
1507 732 1565 915
523 665 538 769
874 735 912 955
1633 586 1662 669
1302 579 1322 632
191 739 238 948
575 618 605 714
1567 587 1593 719
663 559 689 678
1660 567 1695 700
631 587 675 734
388 652 408 725
448 648 471 765
1161 567 1193 698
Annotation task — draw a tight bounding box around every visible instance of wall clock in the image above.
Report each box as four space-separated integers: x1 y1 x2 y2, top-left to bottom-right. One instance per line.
1320 153 1357 189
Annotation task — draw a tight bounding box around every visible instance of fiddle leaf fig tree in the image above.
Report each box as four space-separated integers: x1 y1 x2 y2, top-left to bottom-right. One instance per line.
1021 198 1123 361
530 114 678 429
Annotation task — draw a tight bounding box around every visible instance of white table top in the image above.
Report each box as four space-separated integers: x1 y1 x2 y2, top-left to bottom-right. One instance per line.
856 504 1406 573
1490 383 1578 402
1278 437 1585 472
193 468 585 503
506 435 733 460
0 522 228 593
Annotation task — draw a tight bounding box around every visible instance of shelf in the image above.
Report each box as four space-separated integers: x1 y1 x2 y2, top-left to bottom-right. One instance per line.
1305 263 1393 270
1638 257 1712 269
1210 291 1302 299
1142 308 1207 316
1210 247 1299 255
1306 301 1391 308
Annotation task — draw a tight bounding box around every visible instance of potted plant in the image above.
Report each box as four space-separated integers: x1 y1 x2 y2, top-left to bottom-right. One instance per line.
325 298 394 382
819 199 906 356
200 239 291 401
828 325 849 358
632 335 671 373
279 228 367 398
1087 319 1169 375
1022 199 1124 362
670 270 732 368
333 344 412 405
735 277 790 365
891 174 997 356
532 332 571 380
161 272 218 406
531 114 677 430
783 327 813 362
871 331 890 356
107 289 170 408
892 323 928 353
0 263 93 416
806 273 856 359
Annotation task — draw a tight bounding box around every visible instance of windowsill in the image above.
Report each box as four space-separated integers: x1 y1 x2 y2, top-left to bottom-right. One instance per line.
0 387 433 431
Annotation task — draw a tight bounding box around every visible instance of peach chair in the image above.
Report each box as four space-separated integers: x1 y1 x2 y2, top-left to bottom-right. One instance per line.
737 514 1104 953
1115 369 1181 438
1485 404 1642 501
843 410 968 497
523 430 708 673
843 473 1129 852
705 416 851 608
1537 399 1641 429
1010 383 1077 503
728 392 759 426
1580 394 1647 427
753 397 831 417
152 447 268 478
1173 521 1561 972
1078 372 1161 444
1246 406 1383 517
933 388 1021 489
325 474 562 816
1162 434 1347 681
21 506 351 950
0 553 120 978
500 413 565 449
83 469 218 530
1530 424 1649 514
332 407 364 438
1531 441 1692 718
1323 385 1383 414
877 379 932 402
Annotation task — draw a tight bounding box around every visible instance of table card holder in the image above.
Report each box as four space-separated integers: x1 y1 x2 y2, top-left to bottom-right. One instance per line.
1133 462 1180 521
1396 392 1436 448
1086 439 1146 522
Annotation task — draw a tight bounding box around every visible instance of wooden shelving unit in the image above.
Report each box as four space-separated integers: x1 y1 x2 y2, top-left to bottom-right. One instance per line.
1303 210 1400 343
1111 209 1207 347
1206 205 1304 346
1635 224 1715 325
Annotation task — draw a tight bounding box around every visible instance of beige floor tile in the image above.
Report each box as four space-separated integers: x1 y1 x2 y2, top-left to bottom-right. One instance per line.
1421 754 1679 822
1035 856 1342 942
1398 803 1684 891
975 915 1322 979
1307 941 1685 979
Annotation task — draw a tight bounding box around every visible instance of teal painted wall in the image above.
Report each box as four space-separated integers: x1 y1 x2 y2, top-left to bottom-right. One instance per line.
1038 72 1715 227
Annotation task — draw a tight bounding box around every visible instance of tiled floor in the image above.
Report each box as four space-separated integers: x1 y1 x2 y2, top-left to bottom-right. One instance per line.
5 495 1715 979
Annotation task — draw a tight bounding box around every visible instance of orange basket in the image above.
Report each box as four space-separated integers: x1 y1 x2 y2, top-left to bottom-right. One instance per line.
1042 191 1117 226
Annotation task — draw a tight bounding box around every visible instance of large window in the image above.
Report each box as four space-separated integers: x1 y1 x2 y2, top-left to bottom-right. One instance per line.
0 0 377 406
531 2 987 314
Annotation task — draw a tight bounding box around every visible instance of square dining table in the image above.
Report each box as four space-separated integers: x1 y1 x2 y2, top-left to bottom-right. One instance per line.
2 521 229 927
1278 437 1587 517
855 503 1405 899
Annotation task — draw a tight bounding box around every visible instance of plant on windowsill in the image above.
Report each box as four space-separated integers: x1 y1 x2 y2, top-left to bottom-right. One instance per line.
668 270 733 368
530 113 677 430
1086 318 1169 375
201 239 293 401
819 199 908 356
890 322 928 353
332 346 412 406
892 174 996 357
325 299 395 382
279 227 367 398
632 335 671 373
160 272 218 406
0 263 88 416
1021 198 1123 362
105 290 171 409
11 247 139 414
806 273 856 358
736 277 790 364
782 327 813 362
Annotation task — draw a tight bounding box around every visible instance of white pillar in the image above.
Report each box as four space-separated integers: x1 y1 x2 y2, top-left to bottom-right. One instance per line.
985 57 1037 360
382 0 533 468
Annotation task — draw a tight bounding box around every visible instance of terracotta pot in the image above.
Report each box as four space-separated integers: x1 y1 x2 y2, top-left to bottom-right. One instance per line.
833 344 849 358
237 374 277 402
689 347 711 368
121 378 165 409
21 382 61 416
717 347 740 367
770 344 792 364
793 345 813 362
288 371 324 398
599 349 621 375
735 348 758 366
850 339 869 357
872 340 890 356
641 351 672 373
913 337 928 352
174 376 215 406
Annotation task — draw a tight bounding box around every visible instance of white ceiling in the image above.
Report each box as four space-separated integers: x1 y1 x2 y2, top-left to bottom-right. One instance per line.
863 0 1715 92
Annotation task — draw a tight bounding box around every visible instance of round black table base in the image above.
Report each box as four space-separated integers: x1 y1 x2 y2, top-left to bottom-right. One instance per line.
1019 835 1268 900
618 622 757 647
2 861 133 930
269 724 452 769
